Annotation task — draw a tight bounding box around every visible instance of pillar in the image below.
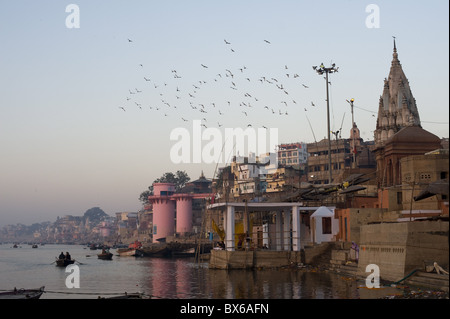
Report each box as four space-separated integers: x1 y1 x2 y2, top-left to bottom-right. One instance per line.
275 211 283 251
225 205 235 251
291 206 301 251
283 210 291 251
263 223 269 249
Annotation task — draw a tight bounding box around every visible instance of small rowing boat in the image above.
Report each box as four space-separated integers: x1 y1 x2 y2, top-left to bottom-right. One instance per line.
55 258 75 267
0 286 45 299
97 250 113 260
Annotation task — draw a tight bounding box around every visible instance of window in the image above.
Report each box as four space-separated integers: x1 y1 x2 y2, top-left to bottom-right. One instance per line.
322 217 332 234
397 192 402 205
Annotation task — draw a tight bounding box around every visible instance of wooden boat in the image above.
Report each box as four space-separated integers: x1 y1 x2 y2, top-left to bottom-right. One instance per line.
138 244 170 257
171 247 196 257
117 248 139 256
117 240 143 257
97 251 113 260
55 258 75 267
0 286 45 299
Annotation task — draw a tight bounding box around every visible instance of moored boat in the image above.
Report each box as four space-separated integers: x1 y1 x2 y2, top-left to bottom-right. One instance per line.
117 240 143 257
117 248 139 256
0 286 45 299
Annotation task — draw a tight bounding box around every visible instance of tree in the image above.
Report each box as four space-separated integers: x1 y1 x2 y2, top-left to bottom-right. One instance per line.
139 170 191 205
83 207 108 224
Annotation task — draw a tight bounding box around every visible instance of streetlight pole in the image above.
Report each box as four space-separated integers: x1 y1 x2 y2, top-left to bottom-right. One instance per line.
347 98 356 168
313 63 339 184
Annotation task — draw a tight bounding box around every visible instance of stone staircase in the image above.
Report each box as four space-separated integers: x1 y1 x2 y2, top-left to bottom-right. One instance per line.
405 271 449 292
303 242 336 266
330 261 359 278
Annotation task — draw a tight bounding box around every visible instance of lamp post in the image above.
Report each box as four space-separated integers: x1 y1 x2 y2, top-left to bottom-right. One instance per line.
313 63 339 183
346 98 356 168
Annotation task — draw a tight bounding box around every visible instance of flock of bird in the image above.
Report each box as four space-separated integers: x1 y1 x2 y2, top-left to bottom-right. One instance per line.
118 38 321 131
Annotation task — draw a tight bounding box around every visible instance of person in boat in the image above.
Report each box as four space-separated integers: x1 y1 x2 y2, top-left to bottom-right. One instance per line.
58 252 65 260
65 252 71 260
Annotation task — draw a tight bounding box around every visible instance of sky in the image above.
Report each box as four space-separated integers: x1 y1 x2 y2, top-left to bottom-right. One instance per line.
0 1 448 226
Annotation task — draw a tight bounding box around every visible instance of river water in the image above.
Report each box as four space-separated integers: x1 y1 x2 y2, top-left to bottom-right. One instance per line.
0 244 400 299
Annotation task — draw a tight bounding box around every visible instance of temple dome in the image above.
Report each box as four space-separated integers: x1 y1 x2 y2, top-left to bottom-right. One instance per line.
386 125 440 145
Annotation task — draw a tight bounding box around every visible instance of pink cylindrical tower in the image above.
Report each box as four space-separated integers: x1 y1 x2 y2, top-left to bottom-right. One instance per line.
149 183 176 243
174 194 193 235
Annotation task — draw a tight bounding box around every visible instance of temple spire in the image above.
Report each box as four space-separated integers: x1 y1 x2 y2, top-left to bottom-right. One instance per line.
392 36 399 61
374 38 421 147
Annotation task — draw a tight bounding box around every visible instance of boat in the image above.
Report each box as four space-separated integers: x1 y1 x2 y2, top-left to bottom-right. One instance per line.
97 250 113 260
171 247 196 257
32 244 38 248
138 244 170 257
117 240 143 257
55 258 75 267
0 286 45 299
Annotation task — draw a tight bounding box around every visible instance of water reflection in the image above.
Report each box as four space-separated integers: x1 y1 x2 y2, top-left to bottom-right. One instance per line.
204 269 359 299
0 245 371 299
135 258 361 299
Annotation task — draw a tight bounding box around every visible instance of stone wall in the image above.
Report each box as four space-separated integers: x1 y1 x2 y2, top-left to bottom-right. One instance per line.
209 250 302 269
357 220 449 282
335 208 399 243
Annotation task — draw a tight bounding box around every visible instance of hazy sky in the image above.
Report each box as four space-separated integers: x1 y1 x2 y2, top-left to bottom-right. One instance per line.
0 1 448 226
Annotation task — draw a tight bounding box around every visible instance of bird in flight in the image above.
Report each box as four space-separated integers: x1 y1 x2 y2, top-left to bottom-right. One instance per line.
311 102 315 106
201 64 208 68
302 84 309 88
264 40 271 44
127 38 133 42
119 107 126 112
224 39 231 44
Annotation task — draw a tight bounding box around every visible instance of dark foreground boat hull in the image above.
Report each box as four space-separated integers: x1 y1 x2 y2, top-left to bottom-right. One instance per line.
0 286 45 299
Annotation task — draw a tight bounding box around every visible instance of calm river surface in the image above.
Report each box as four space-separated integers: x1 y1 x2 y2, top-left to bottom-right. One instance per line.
0 244 398 299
